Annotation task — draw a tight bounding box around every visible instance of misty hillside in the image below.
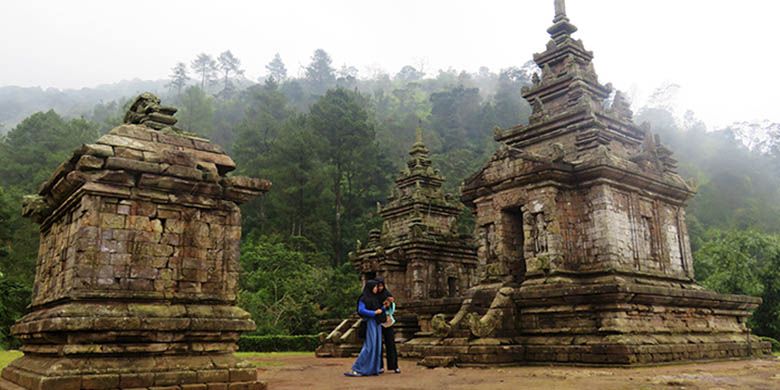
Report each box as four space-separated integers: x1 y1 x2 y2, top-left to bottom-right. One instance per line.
0 48 779 348
0 79 167 130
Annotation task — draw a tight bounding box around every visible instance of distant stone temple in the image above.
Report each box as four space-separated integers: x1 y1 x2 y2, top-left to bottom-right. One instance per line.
401 1 770 366
316 128 478 357
0 94 269 389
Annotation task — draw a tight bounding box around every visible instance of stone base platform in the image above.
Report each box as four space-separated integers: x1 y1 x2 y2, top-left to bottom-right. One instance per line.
402 338 523 366
0 300 266 389
400 275 772 367
0 353 265 390
402 337 771 367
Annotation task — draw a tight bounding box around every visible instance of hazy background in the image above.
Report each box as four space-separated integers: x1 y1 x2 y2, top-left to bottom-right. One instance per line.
2 0 778 127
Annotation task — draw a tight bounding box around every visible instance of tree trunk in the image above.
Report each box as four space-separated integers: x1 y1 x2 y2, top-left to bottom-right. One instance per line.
333 169 342 266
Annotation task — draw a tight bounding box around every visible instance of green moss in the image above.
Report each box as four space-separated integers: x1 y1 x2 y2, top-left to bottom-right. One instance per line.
0 350 22 369
235 351 312 367
235 351 312 358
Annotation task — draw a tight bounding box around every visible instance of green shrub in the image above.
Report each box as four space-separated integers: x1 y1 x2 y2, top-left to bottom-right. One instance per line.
760 336 780 352
237 335 318 352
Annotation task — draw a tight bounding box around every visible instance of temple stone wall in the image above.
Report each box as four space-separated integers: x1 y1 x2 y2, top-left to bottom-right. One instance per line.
381 209 456 239
589 184 693 278
32 194 242 307
0 94 269 390
401 1 770 367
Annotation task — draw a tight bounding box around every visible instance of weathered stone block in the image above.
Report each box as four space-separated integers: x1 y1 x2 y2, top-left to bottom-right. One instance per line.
76 155 105 171
81 374 120 389
106 157 162 174
115 147 145 160
1 95 269 389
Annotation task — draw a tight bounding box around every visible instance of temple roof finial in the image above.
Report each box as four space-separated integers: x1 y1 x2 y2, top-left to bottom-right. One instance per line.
410 122 429 159
554 0 567 19
548 0 577 43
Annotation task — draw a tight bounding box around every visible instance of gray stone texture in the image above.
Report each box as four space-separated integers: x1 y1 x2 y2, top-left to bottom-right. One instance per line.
0 95 270 389
400 1 771 366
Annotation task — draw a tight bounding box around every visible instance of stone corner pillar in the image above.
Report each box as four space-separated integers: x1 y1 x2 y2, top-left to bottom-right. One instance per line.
0 94 270 390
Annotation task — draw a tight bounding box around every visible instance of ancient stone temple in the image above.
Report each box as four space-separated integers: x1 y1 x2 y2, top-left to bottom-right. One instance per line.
402 1 770 366
316 128 478 357
0 93 269 389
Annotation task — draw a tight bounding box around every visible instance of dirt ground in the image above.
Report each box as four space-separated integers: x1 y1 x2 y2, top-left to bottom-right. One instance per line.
248 354 780 390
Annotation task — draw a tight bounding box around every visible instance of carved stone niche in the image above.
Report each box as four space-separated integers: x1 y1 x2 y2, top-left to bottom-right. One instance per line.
500 206 526 282
409 260 427 300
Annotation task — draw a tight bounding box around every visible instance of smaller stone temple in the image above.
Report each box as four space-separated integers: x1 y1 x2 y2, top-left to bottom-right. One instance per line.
401 0 771 366
0 93 269 390
316 128 478 357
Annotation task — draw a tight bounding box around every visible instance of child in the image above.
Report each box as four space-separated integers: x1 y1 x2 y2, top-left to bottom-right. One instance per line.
376 277 399 373
382 299 396 328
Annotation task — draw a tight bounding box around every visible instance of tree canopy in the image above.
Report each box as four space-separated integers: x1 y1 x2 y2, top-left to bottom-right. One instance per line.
0 48 779 346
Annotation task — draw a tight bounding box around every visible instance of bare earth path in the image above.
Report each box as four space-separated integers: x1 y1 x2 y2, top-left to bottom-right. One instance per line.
247 354 780 390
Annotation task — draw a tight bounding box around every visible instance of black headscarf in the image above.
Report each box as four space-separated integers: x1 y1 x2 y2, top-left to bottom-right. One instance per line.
357 279 382 311
375 276 393 301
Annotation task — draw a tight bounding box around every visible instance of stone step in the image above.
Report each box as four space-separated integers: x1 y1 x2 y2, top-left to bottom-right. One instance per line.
0 377 27 390
419 355 457 368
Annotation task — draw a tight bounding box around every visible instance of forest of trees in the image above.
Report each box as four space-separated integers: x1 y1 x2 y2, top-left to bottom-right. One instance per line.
0 49 779 345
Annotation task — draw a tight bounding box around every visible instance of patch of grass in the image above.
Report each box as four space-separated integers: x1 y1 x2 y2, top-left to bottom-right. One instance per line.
235 351 313 368
0 351 22 369
235 351 312 359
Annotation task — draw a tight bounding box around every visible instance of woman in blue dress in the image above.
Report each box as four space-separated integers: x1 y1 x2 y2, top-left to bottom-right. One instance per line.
344 279 385 377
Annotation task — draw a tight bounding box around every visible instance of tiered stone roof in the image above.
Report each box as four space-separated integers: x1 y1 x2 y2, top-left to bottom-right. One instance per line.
467 0 690 204
377 127 461 242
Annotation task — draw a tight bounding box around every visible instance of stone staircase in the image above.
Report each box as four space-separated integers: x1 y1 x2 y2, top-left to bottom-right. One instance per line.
316 313 420 358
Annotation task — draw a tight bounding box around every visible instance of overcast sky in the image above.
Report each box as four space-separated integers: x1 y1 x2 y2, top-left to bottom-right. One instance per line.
1 0 778 128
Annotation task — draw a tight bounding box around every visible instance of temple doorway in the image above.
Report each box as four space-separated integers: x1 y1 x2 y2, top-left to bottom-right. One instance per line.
501 206 526 282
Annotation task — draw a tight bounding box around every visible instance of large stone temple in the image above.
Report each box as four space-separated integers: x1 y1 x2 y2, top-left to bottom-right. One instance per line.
400 0 770 366
0 94 268 389
317 128 479 357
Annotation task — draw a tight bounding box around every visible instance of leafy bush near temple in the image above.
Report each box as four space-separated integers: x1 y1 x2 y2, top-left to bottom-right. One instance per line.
238 235 360 335
0 274 29 349
759 336 780 352
694 229 780 341
237 335 318 352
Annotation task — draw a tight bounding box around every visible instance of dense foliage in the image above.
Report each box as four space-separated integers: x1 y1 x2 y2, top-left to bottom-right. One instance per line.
694 230 780 340
0 50 779 346
237 334 319 352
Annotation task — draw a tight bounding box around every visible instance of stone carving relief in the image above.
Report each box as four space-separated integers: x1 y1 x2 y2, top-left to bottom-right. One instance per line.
531 212 549 255
410 261 426 300
467 286 514 338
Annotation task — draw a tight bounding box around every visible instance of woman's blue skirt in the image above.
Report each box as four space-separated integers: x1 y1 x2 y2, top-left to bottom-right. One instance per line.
351 317 383 375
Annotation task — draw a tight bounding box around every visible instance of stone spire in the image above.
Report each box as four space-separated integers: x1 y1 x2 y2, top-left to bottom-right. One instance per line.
405 125 437 178
549 0 578 44
378 125 460 239
497 0 653 158
554 0 566 17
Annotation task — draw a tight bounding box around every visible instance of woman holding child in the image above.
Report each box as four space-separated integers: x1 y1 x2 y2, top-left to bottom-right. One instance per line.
344 279 385 377
344 278 400 377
